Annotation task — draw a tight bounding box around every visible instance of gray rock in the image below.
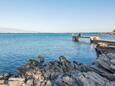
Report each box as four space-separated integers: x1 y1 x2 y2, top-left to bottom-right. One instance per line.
25 79 34 86
110 64 115 70
16 54 115 86
0 72 12 80
110 59 115 65
38 55 44 64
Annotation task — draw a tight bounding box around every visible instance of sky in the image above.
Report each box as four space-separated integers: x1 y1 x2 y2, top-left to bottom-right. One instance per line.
0 0 115 33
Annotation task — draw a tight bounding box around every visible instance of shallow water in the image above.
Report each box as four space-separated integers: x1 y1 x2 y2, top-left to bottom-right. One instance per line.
0 33 115 74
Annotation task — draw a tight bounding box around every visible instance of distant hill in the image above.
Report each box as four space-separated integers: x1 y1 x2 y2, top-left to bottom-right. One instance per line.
0 27 37 33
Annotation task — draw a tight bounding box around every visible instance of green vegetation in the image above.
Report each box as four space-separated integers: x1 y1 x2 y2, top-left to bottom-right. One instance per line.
113 29 115 32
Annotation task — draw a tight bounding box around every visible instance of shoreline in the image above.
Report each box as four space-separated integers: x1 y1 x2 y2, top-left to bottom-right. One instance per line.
0 50 115 86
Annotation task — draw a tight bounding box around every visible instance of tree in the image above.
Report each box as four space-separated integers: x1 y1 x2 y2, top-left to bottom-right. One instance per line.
113 29 115 32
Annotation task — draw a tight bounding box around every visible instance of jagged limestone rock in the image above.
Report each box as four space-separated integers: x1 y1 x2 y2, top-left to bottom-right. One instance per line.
1 53 115 86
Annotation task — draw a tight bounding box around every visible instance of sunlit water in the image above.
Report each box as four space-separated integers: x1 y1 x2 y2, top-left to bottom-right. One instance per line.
0 33 115 74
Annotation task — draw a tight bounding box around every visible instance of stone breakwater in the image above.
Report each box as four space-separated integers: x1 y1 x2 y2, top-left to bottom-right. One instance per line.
0 53 115 86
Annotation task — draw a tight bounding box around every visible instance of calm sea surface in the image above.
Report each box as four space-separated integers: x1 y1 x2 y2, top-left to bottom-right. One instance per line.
0 33 115 74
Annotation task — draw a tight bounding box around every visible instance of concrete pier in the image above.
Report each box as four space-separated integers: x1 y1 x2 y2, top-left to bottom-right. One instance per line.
90 39 115 46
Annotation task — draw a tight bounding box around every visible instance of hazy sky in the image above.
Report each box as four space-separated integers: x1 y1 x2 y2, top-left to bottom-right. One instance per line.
0 0 115 32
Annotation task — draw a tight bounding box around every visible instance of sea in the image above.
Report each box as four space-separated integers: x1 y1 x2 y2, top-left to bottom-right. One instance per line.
0 33 115 74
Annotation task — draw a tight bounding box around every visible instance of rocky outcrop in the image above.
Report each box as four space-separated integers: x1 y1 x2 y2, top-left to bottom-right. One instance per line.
0 53 115 86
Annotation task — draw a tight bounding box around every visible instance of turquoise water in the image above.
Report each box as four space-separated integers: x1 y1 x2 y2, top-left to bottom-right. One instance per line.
0 33 115 74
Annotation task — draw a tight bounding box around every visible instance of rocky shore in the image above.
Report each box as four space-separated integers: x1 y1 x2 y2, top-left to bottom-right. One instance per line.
0 53 115 86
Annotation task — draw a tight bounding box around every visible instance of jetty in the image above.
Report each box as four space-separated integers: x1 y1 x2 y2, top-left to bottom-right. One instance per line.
72 33 115 46
72 33 100 42
72 33 90 42
91 39 115 46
